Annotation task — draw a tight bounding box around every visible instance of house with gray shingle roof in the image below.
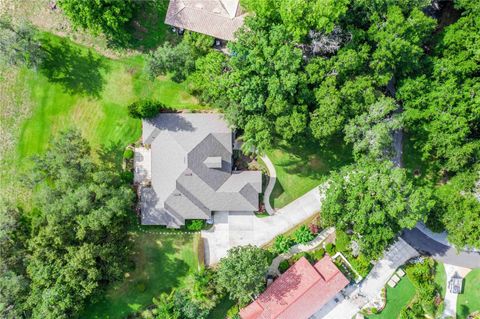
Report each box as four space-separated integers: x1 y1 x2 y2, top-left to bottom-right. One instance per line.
165 0 246 41
139 113 262 228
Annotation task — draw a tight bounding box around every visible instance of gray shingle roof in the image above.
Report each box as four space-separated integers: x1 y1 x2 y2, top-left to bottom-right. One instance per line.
165 0 246 41
141 113 262 226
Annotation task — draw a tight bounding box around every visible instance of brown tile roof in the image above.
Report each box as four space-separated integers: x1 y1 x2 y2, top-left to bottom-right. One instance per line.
240 256 350 319
165 0 246 40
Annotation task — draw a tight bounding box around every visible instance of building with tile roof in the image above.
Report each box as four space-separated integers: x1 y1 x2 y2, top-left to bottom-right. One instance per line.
140 113 262 228
164 0 247 41
240 256 350 319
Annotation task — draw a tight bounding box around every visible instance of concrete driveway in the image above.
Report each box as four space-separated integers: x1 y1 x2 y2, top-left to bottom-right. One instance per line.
312 238 419 319
202 186 325 265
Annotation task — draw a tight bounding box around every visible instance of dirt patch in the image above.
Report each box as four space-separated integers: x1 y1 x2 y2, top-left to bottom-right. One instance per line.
308 156 325 171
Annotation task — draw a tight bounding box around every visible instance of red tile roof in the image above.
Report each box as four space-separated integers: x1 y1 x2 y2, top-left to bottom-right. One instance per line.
240 256 349 319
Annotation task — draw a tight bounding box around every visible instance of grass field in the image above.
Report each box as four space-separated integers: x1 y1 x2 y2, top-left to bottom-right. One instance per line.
267 138 353 208
457 269 480 319
367 277 416 319
82 232 200 319
9 32 203 171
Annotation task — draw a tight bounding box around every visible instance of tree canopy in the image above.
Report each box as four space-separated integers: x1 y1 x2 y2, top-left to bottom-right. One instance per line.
25 130 134 318
216 245 270 306
322 160 435 258
57 0 135 45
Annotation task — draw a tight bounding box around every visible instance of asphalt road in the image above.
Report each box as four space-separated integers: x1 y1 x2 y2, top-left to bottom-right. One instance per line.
401 228 480 269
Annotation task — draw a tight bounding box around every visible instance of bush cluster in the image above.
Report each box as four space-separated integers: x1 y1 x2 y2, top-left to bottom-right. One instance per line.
128 100 166 119
186 219 205 231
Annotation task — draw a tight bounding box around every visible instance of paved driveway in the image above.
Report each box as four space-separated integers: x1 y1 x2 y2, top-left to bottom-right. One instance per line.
202 186 324 265
402 228 480 269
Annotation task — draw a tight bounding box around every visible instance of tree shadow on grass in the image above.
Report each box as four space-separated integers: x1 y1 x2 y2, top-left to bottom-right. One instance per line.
274 137 354 179
97 141 124 171
40 37 108 97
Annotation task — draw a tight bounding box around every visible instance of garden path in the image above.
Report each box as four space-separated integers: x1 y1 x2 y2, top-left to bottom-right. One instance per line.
442 264 471 319
267 227 335 276
260 154 276 215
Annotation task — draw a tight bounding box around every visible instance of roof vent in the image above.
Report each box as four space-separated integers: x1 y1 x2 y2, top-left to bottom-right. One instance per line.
204 156 222 169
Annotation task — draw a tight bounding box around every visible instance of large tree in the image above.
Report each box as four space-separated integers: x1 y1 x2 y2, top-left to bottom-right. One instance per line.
398 1 480 173
57 0 135 45
26 130 134 318
0 18 43 68
216 245 270 306
322 160 435 259
434 168 480 249
0 202 29 319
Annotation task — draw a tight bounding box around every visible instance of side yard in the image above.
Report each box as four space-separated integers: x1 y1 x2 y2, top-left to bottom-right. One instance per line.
82 231 201 318
367 277 416 319
457 269 480 319
266 138 352 209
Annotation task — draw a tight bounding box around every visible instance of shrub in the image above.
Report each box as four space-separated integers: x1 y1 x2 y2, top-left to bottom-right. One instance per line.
349 254 372 277
279 260 290 273
290 252 313 264
123 148 134 160
335 230 350 253
371 307 378 314
293 225 314 244
128 100 164 119
121 171 134 184
273 235 294 253
186 219 204 231
325 243 336 255
309 223 319 235
311 248 325 261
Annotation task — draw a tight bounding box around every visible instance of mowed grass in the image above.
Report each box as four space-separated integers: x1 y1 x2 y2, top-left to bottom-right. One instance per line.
457 269 480 319
367 276 416 319
16 32 204 166
82 232 200 319
266 138 353 208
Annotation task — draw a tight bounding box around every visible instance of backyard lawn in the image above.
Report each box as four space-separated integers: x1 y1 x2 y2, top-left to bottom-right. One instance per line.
367 276 416 319
266 138 353 208
82 232 200 318
457 269 480 319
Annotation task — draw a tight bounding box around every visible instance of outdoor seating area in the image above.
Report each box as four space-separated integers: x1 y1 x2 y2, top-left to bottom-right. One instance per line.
387 269 405 288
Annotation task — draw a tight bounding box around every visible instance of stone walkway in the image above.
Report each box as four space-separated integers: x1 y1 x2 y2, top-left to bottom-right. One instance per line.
268 227 335 276
260 154 276 215
202 184 326 265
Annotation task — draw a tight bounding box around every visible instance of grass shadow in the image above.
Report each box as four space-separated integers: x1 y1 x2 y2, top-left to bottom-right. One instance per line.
274 137 353 179
97 140 124 171
40 37 108 97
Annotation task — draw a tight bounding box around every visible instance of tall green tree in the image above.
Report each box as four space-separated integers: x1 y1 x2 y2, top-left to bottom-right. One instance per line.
0 18 43 68
0 202 29 319
216 245 270 306
398 1 480 173
26 130 134 319
344 96 402 160
57 0 135 45
322 160 435 259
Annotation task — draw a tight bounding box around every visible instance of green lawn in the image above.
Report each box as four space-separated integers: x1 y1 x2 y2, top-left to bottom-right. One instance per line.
368 276 416 319
435 262 447 297
208 297 237 319
457 269 480 319
82 232 200 319
266 138 353 208
15 32 204 168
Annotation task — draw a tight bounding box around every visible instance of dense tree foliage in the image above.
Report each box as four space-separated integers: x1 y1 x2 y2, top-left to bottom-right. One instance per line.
145 31 213 82
322 161 435 258
0 202 29 319
57 0 135 45
128 100 165 119
0 18 43 68
216 245 270 305
433 168 480 249
25 130 134 318
398 1 480 173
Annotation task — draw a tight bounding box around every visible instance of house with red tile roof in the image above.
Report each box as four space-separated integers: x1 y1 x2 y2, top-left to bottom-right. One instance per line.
240 256 349 319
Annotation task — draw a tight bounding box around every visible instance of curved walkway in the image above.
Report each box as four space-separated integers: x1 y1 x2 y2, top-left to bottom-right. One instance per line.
268 227 335 276
401 228 480 269
260 154 276 215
